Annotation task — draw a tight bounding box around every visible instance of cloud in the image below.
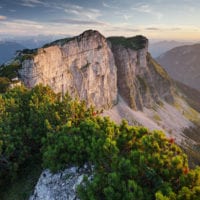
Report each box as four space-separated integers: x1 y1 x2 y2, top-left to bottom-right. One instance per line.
102 2 118 9
50 18 107 26
20 0 45 7
64 5 101 20
146 27 160 31
1 19 43 31
145 26 183 32
170 27 182 31
20 1 103 19
0 19 58 36
19 1 102 20
106 27 141 33
132 4 163 20
0 17 109 37
0 16 7 20
123 14 131 21
123 28 141 32
102 2 111 8
133 4 152 13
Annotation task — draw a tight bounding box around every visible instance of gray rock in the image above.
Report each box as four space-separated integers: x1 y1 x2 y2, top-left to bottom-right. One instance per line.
19 30 117 109
17 30 174 111
111 39 174 110
30 166 90 200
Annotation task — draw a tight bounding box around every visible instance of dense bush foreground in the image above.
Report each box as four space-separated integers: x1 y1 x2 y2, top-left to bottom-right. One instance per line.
0 85 200 200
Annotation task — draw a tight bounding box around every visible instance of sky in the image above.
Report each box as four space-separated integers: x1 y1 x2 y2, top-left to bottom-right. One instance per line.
0 0 200 41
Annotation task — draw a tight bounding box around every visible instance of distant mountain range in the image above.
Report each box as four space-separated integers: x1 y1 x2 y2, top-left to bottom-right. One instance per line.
175 81 200 113
157 43 200 91
0 41 26 64
0 35 71 65
0 34 71 49
149 40 192 57
13 35 70 49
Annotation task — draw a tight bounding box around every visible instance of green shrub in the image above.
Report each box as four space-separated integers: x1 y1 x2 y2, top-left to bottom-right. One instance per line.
0 77 10 93
0 62 22 79
43 37 73 47
107 35 147 50
0 85 199 200
42 117 200 200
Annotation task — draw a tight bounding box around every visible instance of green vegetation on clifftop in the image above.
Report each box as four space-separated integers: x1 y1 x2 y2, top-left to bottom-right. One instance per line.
0 61 21 79
43 37 73 48
107 35 148 50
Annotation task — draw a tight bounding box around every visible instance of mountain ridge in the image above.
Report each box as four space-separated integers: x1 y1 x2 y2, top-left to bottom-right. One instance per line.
0 41 26 64
156 43 200 91
149 40 193 57
15 30 174 111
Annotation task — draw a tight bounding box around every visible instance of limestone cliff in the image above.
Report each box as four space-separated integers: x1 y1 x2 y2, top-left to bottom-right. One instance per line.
108 36 174 110
17 30 174 111
18 30 117 109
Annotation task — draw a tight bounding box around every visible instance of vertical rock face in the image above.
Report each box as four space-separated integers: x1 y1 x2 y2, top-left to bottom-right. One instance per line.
18 30 174 111
108 36 174 110
19 30 117 109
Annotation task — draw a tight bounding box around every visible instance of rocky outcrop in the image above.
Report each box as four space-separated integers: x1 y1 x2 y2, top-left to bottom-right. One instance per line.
19 30 117 109
29 166 91 200
108 36 174 110
17 30 174 111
